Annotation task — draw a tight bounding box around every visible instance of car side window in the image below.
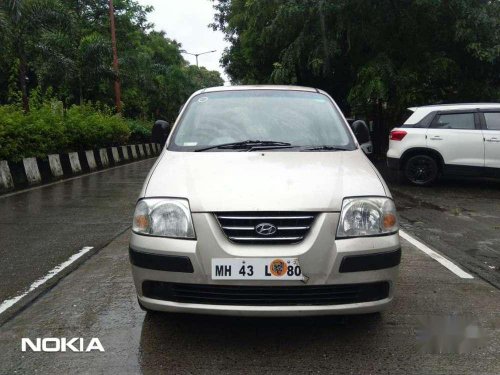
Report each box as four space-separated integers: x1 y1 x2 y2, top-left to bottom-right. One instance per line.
431 113 475 129
484 112 500 130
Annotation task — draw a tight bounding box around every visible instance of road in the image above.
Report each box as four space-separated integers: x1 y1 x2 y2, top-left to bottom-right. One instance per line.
0 157 499 374
0 159 156 307
1 232 499 374
376 160 500 288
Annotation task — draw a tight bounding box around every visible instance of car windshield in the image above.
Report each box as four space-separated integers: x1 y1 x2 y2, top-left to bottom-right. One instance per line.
168 90 355 151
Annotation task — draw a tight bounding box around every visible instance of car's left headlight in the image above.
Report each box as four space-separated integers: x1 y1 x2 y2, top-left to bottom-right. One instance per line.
132 198 195 239
337 197 398 238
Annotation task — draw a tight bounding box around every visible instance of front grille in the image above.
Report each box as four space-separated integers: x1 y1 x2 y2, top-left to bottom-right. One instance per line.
215 212 316 244
142 281 390 306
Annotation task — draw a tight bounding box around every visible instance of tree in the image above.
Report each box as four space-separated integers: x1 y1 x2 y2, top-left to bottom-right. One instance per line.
0 0 65 112
212 0 500 132
0 0 225 122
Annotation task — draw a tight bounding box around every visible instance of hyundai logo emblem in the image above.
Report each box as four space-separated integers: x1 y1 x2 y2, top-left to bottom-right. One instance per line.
255 223 277 236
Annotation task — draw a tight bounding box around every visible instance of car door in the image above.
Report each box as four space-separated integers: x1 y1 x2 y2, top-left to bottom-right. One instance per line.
481 110 500 169
426 111 484 169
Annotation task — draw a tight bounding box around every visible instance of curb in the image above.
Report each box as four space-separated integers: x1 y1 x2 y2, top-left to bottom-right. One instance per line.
0 143 161 194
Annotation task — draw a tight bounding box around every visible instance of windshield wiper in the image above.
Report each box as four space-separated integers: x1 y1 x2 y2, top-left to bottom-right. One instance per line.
300 145 350 152
194 140 292 152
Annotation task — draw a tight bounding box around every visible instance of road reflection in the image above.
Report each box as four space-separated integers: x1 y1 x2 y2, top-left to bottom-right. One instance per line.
138 311 384 372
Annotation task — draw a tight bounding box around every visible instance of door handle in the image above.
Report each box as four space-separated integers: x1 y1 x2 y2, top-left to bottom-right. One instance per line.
429 136 442 140
485 137 500 143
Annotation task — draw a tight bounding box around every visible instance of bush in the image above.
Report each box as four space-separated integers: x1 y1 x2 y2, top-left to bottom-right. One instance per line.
0 102 151 162
0 103 67 162
127 119 153 143
64 104 131 151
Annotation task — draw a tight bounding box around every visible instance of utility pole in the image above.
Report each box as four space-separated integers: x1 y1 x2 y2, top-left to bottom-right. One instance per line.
180 50 216 67
109 0 121 113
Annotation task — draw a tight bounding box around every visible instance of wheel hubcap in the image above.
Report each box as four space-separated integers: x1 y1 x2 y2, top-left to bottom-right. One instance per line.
408 158 434 183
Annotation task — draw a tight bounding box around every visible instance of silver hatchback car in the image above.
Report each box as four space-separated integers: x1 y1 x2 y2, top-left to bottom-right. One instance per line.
129 85 400 316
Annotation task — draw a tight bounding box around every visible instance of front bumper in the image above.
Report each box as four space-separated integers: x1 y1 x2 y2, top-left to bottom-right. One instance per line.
129 212 401 316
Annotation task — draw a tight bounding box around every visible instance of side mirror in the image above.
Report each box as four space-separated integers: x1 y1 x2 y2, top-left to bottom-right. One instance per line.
351 120 370 144
152 120 171 146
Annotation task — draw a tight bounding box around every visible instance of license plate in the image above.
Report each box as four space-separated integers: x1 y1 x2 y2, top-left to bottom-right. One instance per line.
211 258 303 280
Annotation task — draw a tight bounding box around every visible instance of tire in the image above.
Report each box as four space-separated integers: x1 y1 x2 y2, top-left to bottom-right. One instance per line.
404 154 439 186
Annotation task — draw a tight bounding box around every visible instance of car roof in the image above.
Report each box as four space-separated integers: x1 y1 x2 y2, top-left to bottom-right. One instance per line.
408 103 500 112
195 85 319 94
405 103 500 124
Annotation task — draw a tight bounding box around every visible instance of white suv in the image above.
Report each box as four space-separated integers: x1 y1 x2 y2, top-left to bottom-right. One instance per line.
387 103 500 185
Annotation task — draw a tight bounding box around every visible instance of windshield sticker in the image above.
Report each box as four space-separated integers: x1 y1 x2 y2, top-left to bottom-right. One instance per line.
198 97 208 103
183 142 198 146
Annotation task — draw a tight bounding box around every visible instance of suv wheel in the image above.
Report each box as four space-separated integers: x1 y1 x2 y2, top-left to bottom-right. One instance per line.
404 155 438 186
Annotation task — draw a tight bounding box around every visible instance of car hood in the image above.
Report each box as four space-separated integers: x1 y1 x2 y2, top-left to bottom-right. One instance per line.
143 150 388 212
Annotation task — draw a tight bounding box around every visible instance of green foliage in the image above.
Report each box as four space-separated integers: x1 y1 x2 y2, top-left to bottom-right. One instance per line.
127 119 153 143
0 103 66 161
0 0 224 122
0 0 225 161
63 103 130 151
0 102 155 162
213 0 500 121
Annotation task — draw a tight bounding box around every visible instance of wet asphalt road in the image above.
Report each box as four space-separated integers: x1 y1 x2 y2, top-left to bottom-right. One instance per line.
0 158 156 303
0 232 499 374
0 157 499 374
376 160 500 288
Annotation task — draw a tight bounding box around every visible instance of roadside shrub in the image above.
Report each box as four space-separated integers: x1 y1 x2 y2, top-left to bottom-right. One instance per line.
64 104 130 150
0 104 66 161
0 106 28 162
127 119 153 143
0 102 149 162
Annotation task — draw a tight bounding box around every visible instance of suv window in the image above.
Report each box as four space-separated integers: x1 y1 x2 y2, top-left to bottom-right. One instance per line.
401 111 435 128
431 113 475 129
484 112 500 130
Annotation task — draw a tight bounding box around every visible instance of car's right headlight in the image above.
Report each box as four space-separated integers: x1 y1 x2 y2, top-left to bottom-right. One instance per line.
132 198 195 239
336 197 398 238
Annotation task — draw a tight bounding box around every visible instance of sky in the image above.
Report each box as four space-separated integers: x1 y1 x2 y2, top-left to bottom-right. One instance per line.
137 0 230 83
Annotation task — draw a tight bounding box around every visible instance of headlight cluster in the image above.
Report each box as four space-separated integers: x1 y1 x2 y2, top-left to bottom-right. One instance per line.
132 198 195 239
337 197 398 238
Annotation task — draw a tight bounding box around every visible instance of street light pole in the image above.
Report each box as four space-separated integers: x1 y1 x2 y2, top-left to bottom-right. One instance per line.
180 50 216 67
109 0 121 113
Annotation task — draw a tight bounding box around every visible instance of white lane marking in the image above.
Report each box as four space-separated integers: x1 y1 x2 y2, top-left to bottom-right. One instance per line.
0 246 94 315
399 229 474 279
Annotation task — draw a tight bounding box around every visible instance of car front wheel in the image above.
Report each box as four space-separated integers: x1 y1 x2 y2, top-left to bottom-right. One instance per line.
404 155 438 186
